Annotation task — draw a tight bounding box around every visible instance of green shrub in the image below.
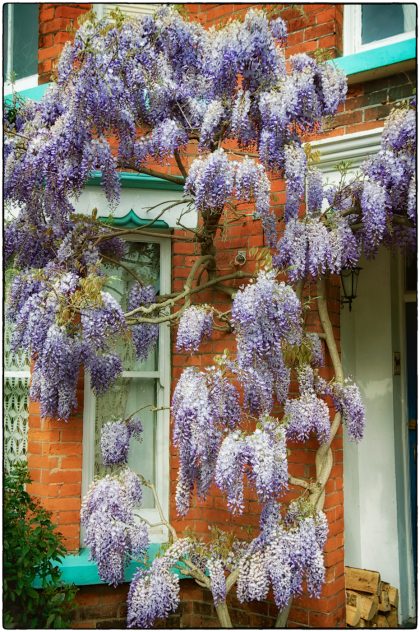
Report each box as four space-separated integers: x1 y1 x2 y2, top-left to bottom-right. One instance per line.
3 462 77 628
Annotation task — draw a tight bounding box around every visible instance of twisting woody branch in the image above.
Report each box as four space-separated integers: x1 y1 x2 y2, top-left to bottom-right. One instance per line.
4 5 416 628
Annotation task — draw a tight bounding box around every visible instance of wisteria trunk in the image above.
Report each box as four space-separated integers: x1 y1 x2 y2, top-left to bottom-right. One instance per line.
215 601 233 628
275 599 293 628
274 276 342 628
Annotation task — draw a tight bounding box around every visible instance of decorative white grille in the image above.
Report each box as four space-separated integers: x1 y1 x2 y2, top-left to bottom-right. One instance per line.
4 321 31 471
4 378 30 470
4 320 30 372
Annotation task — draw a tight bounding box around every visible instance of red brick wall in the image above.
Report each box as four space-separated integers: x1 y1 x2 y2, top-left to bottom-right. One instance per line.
188 3 343 57
25 3 415 629
27 372 84 552
322 72 416 138
72 580 279 629
38 3 92 84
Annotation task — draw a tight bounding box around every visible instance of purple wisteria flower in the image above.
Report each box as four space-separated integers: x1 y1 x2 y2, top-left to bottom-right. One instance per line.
215 416 288 512
207 557 227 606
172 367 241 514
100 416 144 469
284 143 307 221
81 470 148 586
87 353 123 395
274 214 361 281
101 420 131 466
306 333 325 368
284 366 331 444
231 89 255 146
333 379 365 441
127 539 191 628
128 283 159 362
307 168 324 215
176 305 213 352
231 269 300 414
237 508 328 609
235 156 277 247
81 291 126 351
215 431 248 514
185 150 235 213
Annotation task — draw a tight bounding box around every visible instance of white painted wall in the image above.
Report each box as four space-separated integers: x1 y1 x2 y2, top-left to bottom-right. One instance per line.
314 129 415 622
342 249 401 587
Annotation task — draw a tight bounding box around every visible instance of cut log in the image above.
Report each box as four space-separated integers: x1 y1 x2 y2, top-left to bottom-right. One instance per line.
385 608 398 628
355 618 369 628
388 586 399 608
347 590 378 621
375 614 390 628
378 585 391 613
345 567 381 595
347 590 362 608
347 604 361 627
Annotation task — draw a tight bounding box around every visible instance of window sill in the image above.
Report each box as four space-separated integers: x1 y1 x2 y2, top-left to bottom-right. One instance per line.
332 38 416 84
4 81 50 104
34 544 190 587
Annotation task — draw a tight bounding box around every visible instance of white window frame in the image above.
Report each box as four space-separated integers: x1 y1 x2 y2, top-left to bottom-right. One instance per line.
343 4 416 56
3 4 39 95
82 233 171 544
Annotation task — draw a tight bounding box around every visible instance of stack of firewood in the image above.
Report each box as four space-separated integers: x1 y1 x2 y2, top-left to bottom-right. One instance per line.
345 566 399 628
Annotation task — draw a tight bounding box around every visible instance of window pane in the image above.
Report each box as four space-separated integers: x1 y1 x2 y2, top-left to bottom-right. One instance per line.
104 241 160 371
94 377 157 508
12 4 39 79
362 4 405 44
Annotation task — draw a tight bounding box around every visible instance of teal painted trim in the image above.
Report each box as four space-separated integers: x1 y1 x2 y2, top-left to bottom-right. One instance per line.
33 544 190 587
98 209 169 229
88 170 183 192
332 38 416 77
4 82 52 105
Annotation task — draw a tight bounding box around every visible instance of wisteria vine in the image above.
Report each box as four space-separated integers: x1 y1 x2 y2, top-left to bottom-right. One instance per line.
4 4 416 629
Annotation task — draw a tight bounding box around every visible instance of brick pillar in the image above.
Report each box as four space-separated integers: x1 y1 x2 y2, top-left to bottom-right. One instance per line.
27 373 84 552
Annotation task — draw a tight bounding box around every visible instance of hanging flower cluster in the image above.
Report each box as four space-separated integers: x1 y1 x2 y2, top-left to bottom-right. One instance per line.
176 305 213 352
237 501 328 609
274 215 361 282
81 469 148 586
127 539 191 628
127 283 160 362
284 366 331 444
7 265 129 419
100 416 143 466
215 415 288 513
172 367 241 515
332 379 366 442
359 104 416 254
231 269 301 414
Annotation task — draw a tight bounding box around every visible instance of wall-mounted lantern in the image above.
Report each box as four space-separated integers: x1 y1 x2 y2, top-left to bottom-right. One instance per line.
340 267 362 312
